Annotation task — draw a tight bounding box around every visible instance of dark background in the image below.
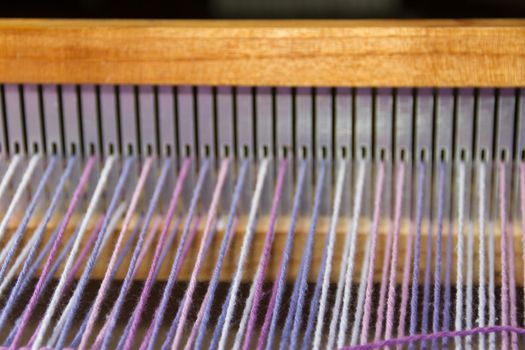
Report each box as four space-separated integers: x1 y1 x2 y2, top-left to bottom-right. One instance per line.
1 0 524 19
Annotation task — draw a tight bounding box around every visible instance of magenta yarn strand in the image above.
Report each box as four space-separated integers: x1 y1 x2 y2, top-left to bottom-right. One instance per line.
520 162 525 322
185 160 249 350
498 162 510 350
138 214 202 350
121 216 169 349
241 160 288 350
372 224 394 342
182 218 238 350
63 215 105 293
121 158 191 350
507 223 519 350
383 161 405 341
8 156 95 350
359 161 386 344
77 157 154 350
169 159 230 350
26 215 105 346
141 160 209 350
396 221 414 342
342 326 525 350
256 160 307 350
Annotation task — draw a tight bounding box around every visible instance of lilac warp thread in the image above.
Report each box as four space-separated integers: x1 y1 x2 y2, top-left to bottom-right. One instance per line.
0 157 77 336
68 215 146 348
114 214 182 350
342 325 525 350
25 215 105 347
169 159 230 350
280 161 326 350
141 160 210 350
241 159 288 350
119 159 190 350
382 162 405 341
96 159 172 350
407 161 426 350
256 160 307 350
3 222 83 347
8 156 96 350
0 157 57 282
190 159 249 350
359 161 386 344
53 156 135 349
498 162 510 350
431 161 446 350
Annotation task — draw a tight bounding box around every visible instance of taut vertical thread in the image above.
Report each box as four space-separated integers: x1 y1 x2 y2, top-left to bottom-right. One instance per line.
431 161 446 350
336 160 367 348
240 160 289 350
0 157 55 282
521 162 525 323
278 161 326 350
311 160 348 350
498 162 510 350
190 160 249 350
78 157 153 350
9 156 95 350
141 169 206 350
51 157 135 349
170 159 230 350
478 161 487 350
359 161 386 344
454 160 466 349
214 159 269 350
123 159 190 350
0 158 77 342
383 162 406 342
32 156 116 350
257 160 307 350
408 161 426 349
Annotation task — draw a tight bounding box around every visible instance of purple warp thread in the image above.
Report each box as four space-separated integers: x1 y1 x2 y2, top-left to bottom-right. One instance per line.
169 159 230 350
241 159 288 350
69 215 146 348
256 160 307 350
189 160 249 350
8 156 95 350
382 162 406 342
442 216 454 347
431 161 446 350
53 156 135 349
359 161 386 344
285 161 326 350
341 325 525 350
498 162 510 350
141 159 210 350
122 158 190 350
408 161 426 350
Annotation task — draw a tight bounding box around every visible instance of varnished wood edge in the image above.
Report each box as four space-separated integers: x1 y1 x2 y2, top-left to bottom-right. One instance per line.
0 19 524 87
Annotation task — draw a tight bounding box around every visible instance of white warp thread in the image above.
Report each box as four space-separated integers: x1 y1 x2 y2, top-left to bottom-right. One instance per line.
337 160 367 348
217 159 269 350
455 161 466 349
31 156 116 350
312 161 347 350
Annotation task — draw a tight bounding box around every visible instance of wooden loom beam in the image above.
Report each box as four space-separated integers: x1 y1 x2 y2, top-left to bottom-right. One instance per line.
0 19 524 87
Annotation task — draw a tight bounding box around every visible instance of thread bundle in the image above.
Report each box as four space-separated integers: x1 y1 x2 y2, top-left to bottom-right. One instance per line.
0 156 523 349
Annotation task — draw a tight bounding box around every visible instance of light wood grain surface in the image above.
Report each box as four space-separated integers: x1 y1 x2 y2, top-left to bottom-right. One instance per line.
0 19 523 86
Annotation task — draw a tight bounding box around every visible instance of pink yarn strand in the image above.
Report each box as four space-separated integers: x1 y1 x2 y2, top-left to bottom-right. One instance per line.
78 157 153 350
9 156 96 350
